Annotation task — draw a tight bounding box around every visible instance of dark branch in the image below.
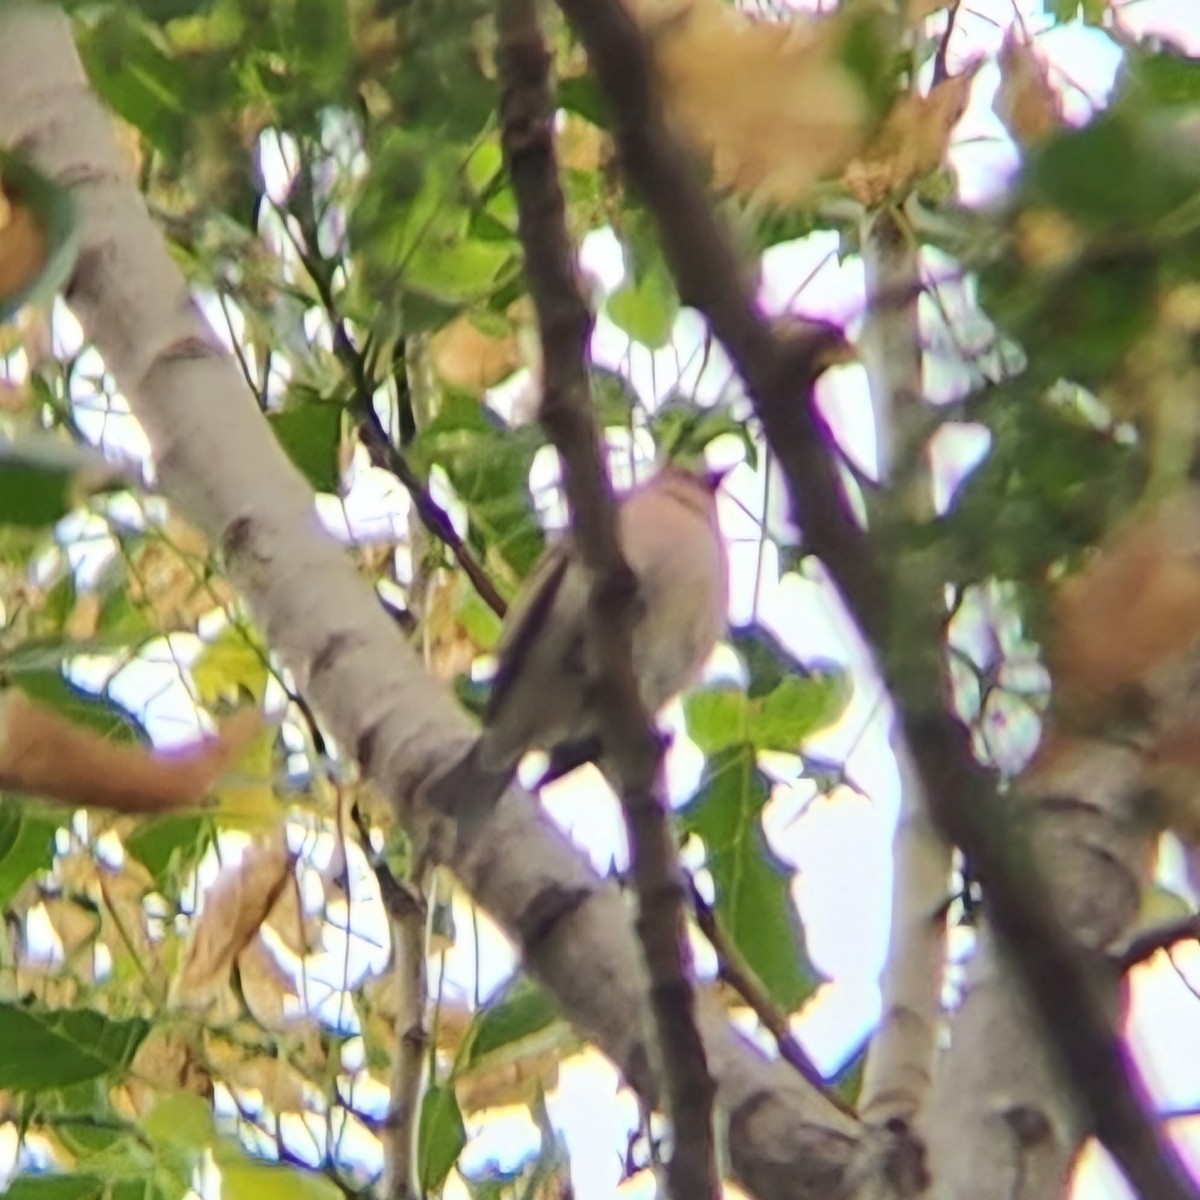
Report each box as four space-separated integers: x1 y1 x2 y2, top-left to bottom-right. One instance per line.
286 183 509 620
554 2 1200 1198
688 875 855 1119
1116 914 1200 975
495 3 719 1196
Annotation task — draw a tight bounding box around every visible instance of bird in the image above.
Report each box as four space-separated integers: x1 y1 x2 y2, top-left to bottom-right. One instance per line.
424 463 729 839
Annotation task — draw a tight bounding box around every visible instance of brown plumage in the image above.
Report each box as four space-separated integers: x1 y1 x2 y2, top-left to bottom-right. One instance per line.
426 465 729 837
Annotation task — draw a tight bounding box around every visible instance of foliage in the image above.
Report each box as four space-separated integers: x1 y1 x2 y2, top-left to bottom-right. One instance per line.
0 0 1199 1196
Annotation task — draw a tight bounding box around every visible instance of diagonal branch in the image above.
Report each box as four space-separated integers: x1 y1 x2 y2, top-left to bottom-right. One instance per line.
552 2 1200 1198
285 202 509 620
0 8 857 1199
495 2 718 1195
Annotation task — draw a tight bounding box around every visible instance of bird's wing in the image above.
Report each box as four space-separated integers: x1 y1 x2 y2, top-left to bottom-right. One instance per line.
485 538 574 725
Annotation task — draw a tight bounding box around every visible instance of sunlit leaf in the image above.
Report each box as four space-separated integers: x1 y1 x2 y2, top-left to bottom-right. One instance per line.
0 797 61 905
679 746 821 1011
0 435 126 530
269 404 343 494
0 1003 150 1091
419 1083 467 1191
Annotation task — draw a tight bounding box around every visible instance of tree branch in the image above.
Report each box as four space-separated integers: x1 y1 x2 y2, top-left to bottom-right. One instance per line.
286 199 510 620
552 1 1199 1197
0 9 860 1198
496 3 718 1195
857 204 950 1128
688 875 853 1118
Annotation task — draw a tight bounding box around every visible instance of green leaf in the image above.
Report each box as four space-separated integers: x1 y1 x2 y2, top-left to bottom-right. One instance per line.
684 687 751 757
1025 112 1197 230
141 1092 216 1164
458 590 503 652
216 1145 343 1200
730 624 809 699
419 1084 467 1192
124 814 213 895
269 404 343 493
685 674 849 757
608 264 678 349
753 674 850 753
76 12 194 159
416 395 546 577
39 1081 127 1159
0 436 125 530
0 797 61 906
5 1176 106 1200
0 152 80 321
0 1003 150 1092
679 746 821 1011
465 978 560 1068
404 238 514 305
557 75 611 129
943 381 1142 584
651 397 757 468
590 367 641 427
1128 50 1200 108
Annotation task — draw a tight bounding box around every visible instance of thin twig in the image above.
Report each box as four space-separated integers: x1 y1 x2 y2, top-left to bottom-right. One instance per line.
496 3 719 1196
349 800 428 1200
931 1 962 89
687 875 855 1117
1117 915 1200 975
554 2 1200 1197
283 186 509 619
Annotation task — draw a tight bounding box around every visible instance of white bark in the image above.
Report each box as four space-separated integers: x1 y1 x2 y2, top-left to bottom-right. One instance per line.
857 209 951 1128
859 734 950 1127
926 741 1154 1200
0 8 877 1197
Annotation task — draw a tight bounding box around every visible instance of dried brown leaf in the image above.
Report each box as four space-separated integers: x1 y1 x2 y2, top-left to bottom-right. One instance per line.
1053 490 1200 712
237 934 304 1029
642 0 868 206
175 832 294 1005
119 1028 211 1117
995 30 1063 148
843 64 981 205
431 314 521 394
456 1048 561 1113
0 691 265 814
0 184 47 304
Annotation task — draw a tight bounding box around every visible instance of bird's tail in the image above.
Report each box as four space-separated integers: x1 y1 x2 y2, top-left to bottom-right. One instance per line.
423 739 514 846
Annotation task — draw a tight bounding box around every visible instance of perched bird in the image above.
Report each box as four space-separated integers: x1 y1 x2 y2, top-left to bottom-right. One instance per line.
425 464 729 837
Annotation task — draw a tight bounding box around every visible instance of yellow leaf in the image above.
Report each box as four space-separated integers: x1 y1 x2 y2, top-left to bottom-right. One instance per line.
236 935 304 1029
141 1091 216 1151
193 626 271 705
423 571 486 681
455 1049 561 1114
211 721 280 833
1053 490 1200 712
127 519 235 632
43 895 99 960
228 1055 312 1113
216 1141 343 1200
431 313 521 394
907 0 952 20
